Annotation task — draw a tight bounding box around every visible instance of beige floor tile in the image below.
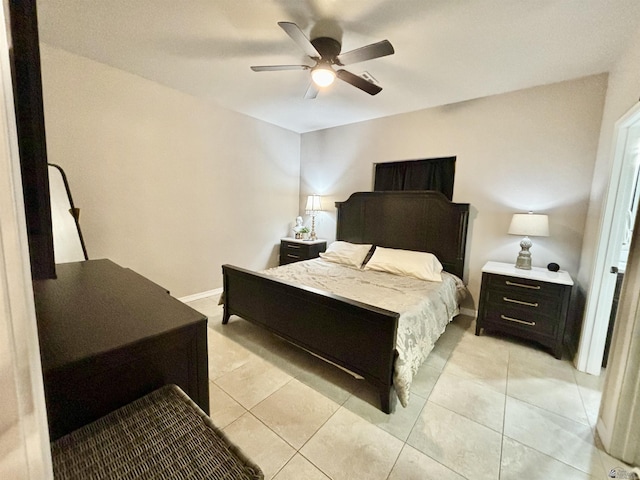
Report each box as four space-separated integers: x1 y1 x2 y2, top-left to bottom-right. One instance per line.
410 363 441 399
208 381 246 428
429 370 505 432
574 371 604 428
407 401 502 480
501 436 599 480
251 379 340 449
421 336 455 372
193 293 613 480
216 316 350 379
508 342 576 382
451 331 511 364
211 316 285 357
272 454 330 480
504 397 605 477
215 355 293 409
343 384 427 441
207 328 255 380
594 433 634 477
433 315 472 349
223 412 295 480
508 363 589 425
388 444 466 480
573 368 607 390
185 296 222 318
300 407 404 480
442 348 508 394
294 354 360 406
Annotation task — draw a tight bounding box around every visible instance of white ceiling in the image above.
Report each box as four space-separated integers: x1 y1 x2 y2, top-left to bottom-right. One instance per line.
36 0 640 134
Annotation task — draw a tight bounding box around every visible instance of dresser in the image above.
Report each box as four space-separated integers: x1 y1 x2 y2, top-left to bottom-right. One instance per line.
33 259 209 440
279 238 326 265
476 261 573 358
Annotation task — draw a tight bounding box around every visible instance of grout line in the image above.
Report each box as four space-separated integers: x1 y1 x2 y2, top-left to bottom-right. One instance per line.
214 313 610 478
499 348 511 479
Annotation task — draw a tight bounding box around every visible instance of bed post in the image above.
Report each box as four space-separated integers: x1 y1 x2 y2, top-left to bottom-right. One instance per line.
222 268 230 324
379 350 398 414
379 387 393 414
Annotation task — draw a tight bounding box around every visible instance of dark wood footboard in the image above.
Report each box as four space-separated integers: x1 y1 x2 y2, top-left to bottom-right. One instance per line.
222 264 399 413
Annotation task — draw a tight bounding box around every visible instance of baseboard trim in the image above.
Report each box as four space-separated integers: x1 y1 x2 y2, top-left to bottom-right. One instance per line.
178 288 223 303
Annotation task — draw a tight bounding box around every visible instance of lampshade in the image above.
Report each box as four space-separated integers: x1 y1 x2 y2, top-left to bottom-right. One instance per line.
311 65 335 87
305 195 323 214
508 213 549 237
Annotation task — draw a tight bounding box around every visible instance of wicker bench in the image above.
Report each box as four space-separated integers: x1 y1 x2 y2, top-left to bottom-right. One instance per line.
51 385 263 479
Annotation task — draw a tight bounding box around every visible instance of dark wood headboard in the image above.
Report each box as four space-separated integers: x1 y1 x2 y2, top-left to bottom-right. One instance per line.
335 191 469 279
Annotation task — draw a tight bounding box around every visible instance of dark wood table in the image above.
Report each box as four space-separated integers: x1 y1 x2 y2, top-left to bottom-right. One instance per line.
34 259 209 440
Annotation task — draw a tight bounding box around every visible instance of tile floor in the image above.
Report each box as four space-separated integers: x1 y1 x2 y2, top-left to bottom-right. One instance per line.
186 296 628 480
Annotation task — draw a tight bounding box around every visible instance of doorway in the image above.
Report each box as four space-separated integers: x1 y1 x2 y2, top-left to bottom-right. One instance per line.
576 103 640 374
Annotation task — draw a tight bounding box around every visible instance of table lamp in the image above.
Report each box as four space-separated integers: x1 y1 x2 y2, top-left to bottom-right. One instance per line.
305 195 322 241
508 212 549 270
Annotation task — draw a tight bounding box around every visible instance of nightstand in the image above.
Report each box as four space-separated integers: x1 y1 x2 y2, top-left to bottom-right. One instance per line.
279 238 327 265
475 261 573 358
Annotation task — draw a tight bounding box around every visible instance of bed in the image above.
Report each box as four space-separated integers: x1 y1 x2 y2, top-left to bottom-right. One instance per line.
222 191 469 413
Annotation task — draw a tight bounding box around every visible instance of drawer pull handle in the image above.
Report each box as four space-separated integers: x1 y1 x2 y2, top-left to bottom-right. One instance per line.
501 314 536 326
286 254 300 259
505 280 541 290
287 245 301 249
503 297 538 307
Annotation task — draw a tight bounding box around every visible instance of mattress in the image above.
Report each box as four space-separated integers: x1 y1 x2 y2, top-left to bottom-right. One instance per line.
261 258 465 407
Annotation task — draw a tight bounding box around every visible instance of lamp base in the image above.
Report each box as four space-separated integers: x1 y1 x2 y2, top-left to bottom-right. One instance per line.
515 253 532 270
515 236 533 270
309 214 317 241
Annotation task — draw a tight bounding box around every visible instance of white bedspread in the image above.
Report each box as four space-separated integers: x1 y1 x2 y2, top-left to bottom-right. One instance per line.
260 258 465 408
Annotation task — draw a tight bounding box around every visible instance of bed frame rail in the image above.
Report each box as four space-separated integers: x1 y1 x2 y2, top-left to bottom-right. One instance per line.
222 264 399 412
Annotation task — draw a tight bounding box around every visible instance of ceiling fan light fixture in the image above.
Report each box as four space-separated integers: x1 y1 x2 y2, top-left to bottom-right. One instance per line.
311 65 336 87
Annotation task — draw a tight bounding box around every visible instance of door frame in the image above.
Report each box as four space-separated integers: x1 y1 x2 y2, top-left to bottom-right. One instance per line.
576 102 640 374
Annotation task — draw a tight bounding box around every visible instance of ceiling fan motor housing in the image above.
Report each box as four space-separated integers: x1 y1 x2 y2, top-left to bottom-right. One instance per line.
251 22 392 97
311 37 341 61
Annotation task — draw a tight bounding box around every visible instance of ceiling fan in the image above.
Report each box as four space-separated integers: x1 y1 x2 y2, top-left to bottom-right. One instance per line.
250 21 394 99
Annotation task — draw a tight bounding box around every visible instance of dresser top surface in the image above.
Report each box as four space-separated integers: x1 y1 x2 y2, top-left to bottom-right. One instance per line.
34 259 207 371
482 261 574 286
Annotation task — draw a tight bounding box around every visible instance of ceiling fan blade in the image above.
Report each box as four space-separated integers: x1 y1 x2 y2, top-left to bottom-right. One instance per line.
304 82 319 99
278 21 321 58
250 65 311 72
336 69 382 95
336 40 394 66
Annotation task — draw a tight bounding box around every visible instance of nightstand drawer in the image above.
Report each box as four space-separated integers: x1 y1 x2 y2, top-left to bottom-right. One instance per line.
485 273 565 299
484 289 562 319
279 239 326 265
481 303 557 337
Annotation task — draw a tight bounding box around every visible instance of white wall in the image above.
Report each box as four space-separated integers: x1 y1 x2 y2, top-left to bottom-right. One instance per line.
578 29 640 297
40 45 301 297
583 26 640 457
300 75 607 311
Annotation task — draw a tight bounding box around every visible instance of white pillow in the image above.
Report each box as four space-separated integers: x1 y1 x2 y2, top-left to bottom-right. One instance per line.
364 247 443 282
319 241 373 268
